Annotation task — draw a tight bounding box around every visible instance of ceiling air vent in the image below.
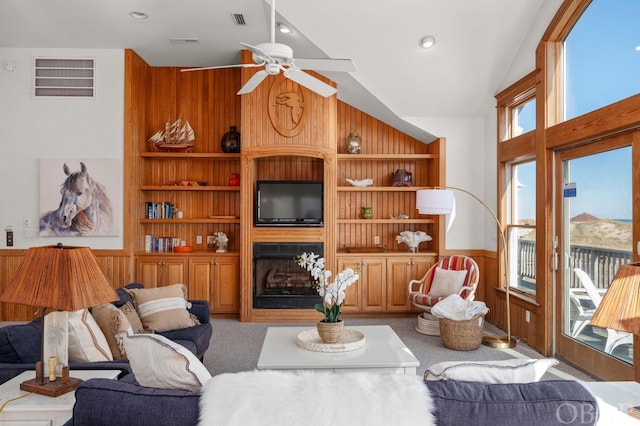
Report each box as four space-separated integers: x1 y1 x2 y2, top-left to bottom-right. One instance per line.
231 13 246 25
33 57 95 98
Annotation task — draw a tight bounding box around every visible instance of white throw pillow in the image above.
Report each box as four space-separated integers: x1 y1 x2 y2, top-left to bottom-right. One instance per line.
68 309 113 362
428 267 468 297
120 331 211 392
424 358 559 383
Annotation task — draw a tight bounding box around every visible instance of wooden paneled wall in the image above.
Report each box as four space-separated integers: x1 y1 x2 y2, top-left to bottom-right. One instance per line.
0 251 133 321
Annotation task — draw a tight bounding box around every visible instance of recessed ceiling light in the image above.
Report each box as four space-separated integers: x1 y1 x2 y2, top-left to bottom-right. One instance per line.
277 23 292 34
129 11 148 20
635 45 640 52
419 35 436 49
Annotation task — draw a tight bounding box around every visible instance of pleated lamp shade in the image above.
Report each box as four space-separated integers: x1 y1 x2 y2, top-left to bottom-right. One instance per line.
590 262 640 334
0 244 118 311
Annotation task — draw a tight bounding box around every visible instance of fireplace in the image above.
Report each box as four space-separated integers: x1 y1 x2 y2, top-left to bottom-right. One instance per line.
253 242 323 309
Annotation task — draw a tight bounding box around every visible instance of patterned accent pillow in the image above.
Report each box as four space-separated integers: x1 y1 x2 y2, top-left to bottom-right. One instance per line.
68 309 113 362
424 358 558 383
92 302 144 359
125 284 200 332
120 331 211 392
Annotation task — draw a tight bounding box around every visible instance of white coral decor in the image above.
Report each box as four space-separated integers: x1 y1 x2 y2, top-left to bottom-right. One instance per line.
396 231 432 249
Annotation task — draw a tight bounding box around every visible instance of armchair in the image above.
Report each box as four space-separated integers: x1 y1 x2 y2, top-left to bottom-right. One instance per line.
408 255 479 335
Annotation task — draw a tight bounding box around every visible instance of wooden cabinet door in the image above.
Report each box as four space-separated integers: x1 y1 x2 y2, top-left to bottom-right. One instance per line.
212 256 240 313
136 257 187 288
387 256 436 311
188 258 213 302
164 259 187 287
386 257 412 311
337 257 362 311
361 257 386 312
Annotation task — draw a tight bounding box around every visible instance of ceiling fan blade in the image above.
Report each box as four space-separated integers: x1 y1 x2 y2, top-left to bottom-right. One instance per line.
240 42 273 63
283 69 337 98
180 62 264 73
237 70 269 95
291 58 357 73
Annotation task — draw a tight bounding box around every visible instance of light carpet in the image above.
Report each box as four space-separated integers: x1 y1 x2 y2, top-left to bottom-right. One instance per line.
204 316 594 381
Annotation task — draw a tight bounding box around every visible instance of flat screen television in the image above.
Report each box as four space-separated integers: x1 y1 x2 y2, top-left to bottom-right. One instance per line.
255 180 324 227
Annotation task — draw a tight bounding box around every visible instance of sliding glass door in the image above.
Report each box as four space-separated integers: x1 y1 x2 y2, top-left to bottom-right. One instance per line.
555 141 633 379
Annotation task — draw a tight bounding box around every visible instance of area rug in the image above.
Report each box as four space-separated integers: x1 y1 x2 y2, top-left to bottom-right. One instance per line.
199 370 435 426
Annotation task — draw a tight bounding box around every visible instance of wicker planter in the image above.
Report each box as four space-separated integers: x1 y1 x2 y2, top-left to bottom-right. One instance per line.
439 314 485 351
316 320 344 343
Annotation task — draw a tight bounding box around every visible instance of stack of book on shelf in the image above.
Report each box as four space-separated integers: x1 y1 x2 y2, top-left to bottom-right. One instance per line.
145 235 180 253
146 201 176 219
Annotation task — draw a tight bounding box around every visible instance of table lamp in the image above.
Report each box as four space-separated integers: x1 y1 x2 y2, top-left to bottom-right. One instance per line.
590 262 640 380
0 244 118 396
416 187 516 348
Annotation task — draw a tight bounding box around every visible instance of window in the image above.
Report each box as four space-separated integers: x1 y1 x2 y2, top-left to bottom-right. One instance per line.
564 0 640 120
496 72 537 296
511 97 536 137
506 160 536 295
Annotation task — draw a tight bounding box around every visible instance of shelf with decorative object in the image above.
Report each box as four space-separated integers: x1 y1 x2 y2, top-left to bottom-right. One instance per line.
140 185 241 191
336 219 435 224
140 218 240 224
140 152 240 160
337 186 432 192
337 154 437 160
335 138 444 258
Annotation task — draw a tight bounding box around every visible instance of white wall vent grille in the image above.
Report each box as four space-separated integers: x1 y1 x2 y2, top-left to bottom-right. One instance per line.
33 57 95 98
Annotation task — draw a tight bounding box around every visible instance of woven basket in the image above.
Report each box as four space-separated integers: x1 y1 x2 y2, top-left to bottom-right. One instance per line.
316 320 344 343
439 314 484 351
415 313 440 336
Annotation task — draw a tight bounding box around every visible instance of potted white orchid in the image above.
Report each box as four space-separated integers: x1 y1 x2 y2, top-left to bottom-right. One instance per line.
295 252 359 343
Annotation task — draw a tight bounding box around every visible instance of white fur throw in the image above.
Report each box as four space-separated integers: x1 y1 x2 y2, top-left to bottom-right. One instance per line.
199 370 435 426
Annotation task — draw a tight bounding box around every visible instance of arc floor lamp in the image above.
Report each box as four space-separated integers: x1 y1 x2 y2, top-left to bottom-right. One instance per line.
416 187 517 349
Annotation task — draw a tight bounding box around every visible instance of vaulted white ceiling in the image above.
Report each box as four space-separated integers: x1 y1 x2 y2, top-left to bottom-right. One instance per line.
0 0 557 142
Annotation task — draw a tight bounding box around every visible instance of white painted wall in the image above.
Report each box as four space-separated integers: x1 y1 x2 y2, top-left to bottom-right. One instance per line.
406 116 491 250
0 48 124 249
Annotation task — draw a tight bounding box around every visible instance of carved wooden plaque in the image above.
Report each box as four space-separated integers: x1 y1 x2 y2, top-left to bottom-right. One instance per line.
268 74 306 137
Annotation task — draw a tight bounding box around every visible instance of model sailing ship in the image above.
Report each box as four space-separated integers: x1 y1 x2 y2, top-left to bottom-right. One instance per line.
148 118 195 152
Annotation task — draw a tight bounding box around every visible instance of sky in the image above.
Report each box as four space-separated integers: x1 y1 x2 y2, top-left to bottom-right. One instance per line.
516 0 639 221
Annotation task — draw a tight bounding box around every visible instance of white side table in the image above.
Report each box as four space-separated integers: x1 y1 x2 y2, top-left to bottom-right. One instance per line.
0 369 120 426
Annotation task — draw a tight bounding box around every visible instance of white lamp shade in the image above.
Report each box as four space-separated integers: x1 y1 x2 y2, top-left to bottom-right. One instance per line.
416 189 454 214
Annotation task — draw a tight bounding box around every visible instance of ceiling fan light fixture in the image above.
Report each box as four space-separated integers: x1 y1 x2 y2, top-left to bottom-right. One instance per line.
419 35 436 49
277 23 292 34
129 11 148 20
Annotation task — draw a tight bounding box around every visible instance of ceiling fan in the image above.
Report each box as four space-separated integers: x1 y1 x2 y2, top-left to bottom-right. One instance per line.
180 0 356 97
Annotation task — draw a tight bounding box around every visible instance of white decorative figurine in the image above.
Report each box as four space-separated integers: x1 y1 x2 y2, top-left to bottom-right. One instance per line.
396 231 432 253
345 178 374 187
214 232 228 253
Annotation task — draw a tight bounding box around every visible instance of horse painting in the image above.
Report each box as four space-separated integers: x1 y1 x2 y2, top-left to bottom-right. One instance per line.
39 162 115 236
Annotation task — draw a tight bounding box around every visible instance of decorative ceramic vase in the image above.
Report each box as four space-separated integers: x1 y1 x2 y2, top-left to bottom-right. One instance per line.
221 126 241 153
228 173 240 186
361 206 373 219
409 246 418 253
316 319 344 343
347 132 361 154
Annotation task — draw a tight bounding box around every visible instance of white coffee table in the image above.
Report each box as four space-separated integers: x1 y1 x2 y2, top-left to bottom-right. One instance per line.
257 325 420 375
0 369 121 425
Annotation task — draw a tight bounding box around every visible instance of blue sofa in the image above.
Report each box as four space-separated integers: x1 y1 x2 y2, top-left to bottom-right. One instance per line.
68 377 599 426
0 283 212 385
